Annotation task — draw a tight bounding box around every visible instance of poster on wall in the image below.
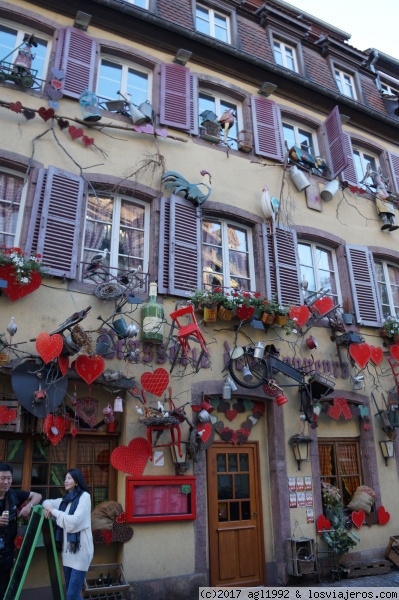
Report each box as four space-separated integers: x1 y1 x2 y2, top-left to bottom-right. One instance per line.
306 508 314 523
305 492 313 507
288 477 296 492
297 492 306 508
296 476 304 492
305 476 312 491
289 493 297 508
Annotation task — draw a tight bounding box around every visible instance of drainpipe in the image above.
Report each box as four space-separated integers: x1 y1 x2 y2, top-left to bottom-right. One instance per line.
367 49 382 91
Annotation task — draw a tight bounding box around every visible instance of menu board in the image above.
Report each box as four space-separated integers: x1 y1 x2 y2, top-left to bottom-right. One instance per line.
126 476 196 522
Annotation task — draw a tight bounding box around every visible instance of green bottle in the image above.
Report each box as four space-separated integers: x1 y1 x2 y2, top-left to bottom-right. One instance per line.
141 282 164 344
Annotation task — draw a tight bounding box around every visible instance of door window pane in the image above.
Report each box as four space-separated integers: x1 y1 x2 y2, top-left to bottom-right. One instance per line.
235 474 249 498
218 474 233 499
217 453 226 472
228 454 238 472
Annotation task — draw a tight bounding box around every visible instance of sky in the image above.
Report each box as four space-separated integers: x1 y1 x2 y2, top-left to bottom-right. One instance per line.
286 0 399 60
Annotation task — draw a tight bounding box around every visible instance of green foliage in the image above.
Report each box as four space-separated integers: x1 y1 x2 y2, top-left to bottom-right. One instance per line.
320 483 358 564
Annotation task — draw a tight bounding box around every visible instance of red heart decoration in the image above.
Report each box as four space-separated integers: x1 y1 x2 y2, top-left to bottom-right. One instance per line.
58 354 69 376
197 423 212 443
115 511 126 524
71 427 78 437
82 135 94 147
316 514 331 532
328 404 341 420
225 409 237 422
351 510 365 528
36 332 64 364
75 355 105 384
369 345 384 366
0 405 17 424
349 343 371 369
43 415 66 446
236 305 255 321
9 101 22 113
51 79 63 90
110 437 150 475
253 401 266 416
289 305 311 328
313 297 334 316
378 505 390 525
68 125 84 140
38 106 55 121
390 344 399 360
112 521 133 543
0 265 42 301
102 529 113 545
140 368 169 397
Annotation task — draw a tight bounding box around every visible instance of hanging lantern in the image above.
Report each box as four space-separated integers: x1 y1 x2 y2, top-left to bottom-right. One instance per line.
79 87 101 122
113 396 124 413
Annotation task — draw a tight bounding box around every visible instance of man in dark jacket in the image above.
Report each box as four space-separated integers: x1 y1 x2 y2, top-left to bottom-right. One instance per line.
0 462 42 600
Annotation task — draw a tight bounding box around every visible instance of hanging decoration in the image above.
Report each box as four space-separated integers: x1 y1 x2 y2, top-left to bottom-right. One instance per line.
0 405 17 425
11 359 68 417
369 345 384 366
43 414 66 446
110 437 150 475
76 397 99 428
351 510 365 529
35 332 64 364
316 514 331 532
312 296 334 316
236 305 255 322
327 398 352 420
211 397 265 444
289 305 311 329
74 354 105 384
57 354 69 376
349 342 371 369
140 368 169 398
377 506 390 525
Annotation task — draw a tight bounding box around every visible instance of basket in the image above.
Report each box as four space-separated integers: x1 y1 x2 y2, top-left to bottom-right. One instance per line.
297 558 315 574
218 306 234 321
139 416 180 427
261 312 275 325
275 314 288 326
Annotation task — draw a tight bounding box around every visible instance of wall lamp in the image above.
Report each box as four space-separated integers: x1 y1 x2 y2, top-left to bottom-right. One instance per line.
74 11 92 31
379 439 395 466
289 434 313 470
258 82 278 97
173 49 192 66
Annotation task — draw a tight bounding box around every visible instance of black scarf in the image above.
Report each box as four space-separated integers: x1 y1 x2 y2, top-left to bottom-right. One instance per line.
55 487 83 554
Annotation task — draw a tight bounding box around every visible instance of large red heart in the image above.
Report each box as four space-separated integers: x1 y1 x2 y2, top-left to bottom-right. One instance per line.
36 332 64 363
316 514 331 532
0 405 17 424
289 305 311 328
369 346 384 366
38 106 55 122
0 265 42 301
236 305 255 322
351 510 365 528
313 297 334 316
140 368 169 397
58 354 69 376
225 409 237 421
43 415 66 446
110 437 150 475
197 423 212 443
349 343 371 369
390 344 399 360
378 505 390 525
75 355 105 384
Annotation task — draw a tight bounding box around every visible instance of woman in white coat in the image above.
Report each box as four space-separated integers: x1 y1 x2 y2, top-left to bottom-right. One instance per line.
43 469 94 600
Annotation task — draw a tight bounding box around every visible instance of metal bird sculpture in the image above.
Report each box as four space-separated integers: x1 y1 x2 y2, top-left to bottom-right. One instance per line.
85 248 109 274
7 316 17 337
161 170 212 205
218 109 235 143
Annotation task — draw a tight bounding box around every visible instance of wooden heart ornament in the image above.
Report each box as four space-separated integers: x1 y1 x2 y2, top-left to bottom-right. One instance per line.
58 354 69 376
316 514 331 532
351 509 365 528
115 511 126 524
236 305 255 322
390 344 399 361
38 106 55 122
110 437 150 475
378 505 390 525
36 332 64 364
0 405 17 424
289 305 311 328
43 415 66 446
75 355 105 384
349 343 371 369
112 521 133 543
140 368 169 397
313 297 334 316
0 265 42 302
369 345 384 366
197 423 212 445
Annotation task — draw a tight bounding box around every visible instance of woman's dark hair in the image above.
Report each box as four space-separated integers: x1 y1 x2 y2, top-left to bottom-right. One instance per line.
66 469 90 493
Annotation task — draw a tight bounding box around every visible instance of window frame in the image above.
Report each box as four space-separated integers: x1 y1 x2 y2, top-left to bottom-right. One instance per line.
297 240 341 305
96 55 152 105
319 437 362 507
374 258 399 319
352 145 380 187
0 166 28 248
282 118 320 156
195 3 231 44
273 38 298 72
124 0 149 8
198 88 243 149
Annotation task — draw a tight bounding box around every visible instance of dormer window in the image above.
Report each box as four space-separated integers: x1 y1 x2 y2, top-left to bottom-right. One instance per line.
195 4 230 44
334 69 357 99
273 39 298 72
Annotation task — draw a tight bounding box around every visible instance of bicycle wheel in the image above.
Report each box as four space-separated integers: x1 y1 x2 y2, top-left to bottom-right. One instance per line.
300 386 314 423
228 349 268 389
188 429 202 462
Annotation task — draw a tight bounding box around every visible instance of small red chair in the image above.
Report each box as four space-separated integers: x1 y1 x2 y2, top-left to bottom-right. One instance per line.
169 305 209 372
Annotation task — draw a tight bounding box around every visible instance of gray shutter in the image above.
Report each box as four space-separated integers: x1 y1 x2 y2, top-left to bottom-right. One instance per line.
55 26 97 99
322 106 348 179
29 167 85 279
25 168 47 258
169 195 201 296
346 244 382 327
269 224 302 305
190 74 199 135
160 63 191 129
262 221 277 300
251 96 284 161
341 133 358 186
388 151 399 194
158 197 170 294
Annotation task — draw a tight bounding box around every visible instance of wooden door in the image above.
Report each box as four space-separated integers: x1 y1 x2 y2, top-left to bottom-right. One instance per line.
207 443 265 587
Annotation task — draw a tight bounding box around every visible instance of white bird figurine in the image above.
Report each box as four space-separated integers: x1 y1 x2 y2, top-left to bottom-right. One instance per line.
135 406 144 415
157 401 165 414
86 248 109 273
7 316 17 337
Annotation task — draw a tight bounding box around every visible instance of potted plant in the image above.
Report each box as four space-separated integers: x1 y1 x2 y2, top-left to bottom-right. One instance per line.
275 304 289 326
261 300 277 325
0 246 46 283
189 288 222 323
379 316 399 343
342 297 353 325
218 292 236 321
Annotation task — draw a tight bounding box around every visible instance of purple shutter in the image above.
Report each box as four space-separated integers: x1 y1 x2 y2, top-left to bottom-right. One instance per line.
388 152 399 194
274 225 302 305
169 195 201 296
251 96 284 161
55 26 97 99
262 221 277 300
346 245 382 327
341 133 358 186
160 63 191 129
34 167 85 278
25 168 47 258
190 74 199 135
322 106 348 179
158 197 170 294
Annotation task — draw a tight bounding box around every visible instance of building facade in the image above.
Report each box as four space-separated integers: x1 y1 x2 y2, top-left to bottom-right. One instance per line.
1 0 399 598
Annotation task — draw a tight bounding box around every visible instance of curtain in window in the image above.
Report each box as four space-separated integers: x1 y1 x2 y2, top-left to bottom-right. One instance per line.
119 200 145 260
0 172 22 246
84 195 113 253
337 443 359 498
319 444 333 480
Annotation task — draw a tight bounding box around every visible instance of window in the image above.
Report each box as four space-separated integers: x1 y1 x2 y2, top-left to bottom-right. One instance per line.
83 192 150 276
334 69 356 99
0 23 49 81
282 121 318 156
353 147 378 186
202 219 254 291
199 92 241 149
125 0 148 7
195 5 230 43
0 168 24 247
273 39 298 72
298 242 340 304
319 439 361 506
381 81 399 96
0 434 116 507
374 259 399 319
97 58 150 105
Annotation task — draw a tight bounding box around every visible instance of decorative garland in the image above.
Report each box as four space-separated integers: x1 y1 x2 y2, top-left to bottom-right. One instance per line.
210 397 265 444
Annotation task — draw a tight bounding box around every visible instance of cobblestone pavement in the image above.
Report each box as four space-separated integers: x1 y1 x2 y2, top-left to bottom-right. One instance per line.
295 567 399 587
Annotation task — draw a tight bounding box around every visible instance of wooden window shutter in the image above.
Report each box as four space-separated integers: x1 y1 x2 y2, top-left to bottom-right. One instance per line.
322 106 348 179
25 168 47 258
388 152 399 194
262 221 277 300
274 224 302 305
27 167 85 279
169 195 201 296
251 96 284 161
341 133 358 186
190 74 199 135
55 26 97 99
158 197 170 294
160 63 191 129
346 244 382 327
